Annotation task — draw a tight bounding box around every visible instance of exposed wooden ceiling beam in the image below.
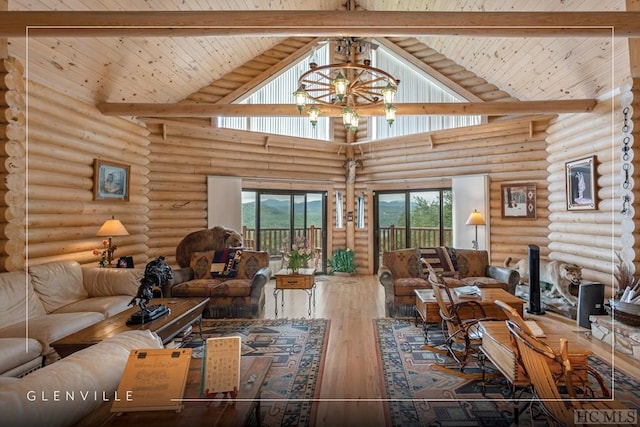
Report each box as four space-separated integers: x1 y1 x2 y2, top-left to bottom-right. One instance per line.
97 99 597 117
1 11 639 37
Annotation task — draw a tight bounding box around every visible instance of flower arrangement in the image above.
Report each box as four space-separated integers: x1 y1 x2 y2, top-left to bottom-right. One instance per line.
281 235 313 273
93 239 117 268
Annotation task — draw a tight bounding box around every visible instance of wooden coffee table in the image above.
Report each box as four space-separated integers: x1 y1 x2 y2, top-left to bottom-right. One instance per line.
89 356 272 427
51 297 209 358
414 288 524 341
414 287 524 324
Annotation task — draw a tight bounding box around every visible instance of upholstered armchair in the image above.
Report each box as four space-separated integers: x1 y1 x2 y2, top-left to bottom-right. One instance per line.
378 248 429 317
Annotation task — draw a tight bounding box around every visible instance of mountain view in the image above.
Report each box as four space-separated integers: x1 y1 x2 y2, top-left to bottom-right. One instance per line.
242 198 323 228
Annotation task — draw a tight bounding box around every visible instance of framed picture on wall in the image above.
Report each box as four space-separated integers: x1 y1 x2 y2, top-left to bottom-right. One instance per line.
501 182 536 219
93 159 130 201
566 156 597 211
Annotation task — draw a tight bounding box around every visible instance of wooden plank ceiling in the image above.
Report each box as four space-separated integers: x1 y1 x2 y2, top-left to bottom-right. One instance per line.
5 0 629 113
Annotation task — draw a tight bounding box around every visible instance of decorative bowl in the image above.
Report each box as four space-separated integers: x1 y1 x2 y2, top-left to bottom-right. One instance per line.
607 299 640 327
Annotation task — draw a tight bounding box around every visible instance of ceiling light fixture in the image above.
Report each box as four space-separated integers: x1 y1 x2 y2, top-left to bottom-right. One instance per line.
293 37 399 132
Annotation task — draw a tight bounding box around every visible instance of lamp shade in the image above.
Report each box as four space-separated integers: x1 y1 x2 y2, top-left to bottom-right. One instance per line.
465 209 486 226
96 216 129 237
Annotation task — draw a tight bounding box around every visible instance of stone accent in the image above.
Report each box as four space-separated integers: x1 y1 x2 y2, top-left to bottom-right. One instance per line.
590 315 640 360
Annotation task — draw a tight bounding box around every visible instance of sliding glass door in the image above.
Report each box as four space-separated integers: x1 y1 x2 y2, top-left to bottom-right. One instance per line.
374 189 452 271
242 190 326 273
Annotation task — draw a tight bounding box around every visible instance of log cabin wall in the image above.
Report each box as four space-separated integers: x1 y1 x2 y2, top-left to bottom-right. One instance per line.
0 58 26 271
546 92 637 294
18 70 151 269
144 121 346 268
0 58 24 272
141 35 520 273
356 116 553 272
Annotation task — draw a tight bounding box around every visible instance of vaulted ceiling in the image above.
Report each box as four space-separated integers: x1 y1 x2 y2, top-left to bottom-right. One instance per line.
4 0 632 116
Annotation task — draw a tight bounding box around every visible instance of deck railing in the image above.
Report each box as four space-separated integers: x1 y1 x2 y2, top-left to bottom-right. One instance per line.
378 225 453 252
242 226 322 256
241 225 452 255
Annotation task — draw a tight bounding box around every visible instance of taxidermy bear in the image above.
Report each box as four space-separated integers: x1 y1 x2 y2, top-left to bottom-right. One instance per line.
175 226 243 268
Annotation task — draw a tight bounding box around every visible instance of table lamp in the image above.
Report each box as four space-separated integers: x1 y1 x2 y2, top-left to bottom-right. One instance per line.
465 209 485 250
96 216 129 266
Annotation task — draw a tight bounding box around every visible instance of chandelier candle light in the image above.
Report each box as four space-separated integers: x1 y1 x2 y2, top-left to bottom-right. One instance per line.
95 216 129 266
293 37 399 132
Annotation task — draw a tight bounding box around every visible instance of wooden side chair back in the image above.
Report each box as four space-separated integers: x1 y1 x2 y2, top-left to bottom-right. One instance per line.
426 262 490 371
497 299 612 401
506 320 629 426
505 319 576 426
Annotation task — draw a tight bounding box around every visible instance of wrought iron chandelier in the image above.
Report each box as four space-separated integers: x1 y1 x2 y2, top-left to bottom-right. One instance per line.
293 37 399 132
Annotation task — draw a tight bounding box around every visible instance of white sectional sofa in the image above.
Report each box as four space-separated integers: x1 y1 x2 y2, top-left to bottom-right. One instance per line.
0 329 163 427
0 261 145 377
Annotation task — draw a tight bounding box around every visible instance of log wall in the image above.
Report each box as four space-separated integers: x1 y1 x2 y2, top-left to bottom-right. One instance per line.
0 50 629 284
144 121 347 268
621 79 640 278
545 88 638 294
356 116 552 270
5 58 152 270
2 58 25 271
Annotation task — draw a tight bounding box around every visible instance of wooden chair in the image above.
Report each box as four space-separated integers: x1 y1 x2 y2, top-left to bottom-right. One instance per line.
426 263 496 371
505 319 629 427
495 300 610 400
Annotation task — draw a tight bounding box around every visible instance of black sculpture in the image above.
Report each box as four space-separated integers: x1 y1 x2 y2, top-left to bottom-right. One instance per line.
127 256 174 325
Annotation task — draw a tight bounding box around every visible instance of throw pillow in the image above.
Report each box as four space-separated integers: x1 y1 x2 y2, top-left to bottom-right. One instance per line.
190 251 214 279
210 248 243 278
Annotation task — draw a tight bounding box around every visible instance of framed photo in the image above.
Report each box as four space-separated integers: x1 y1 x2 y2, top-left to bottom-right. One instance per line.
93 159 130 201
566 156 597 211
501 182 536 219
117 256 135 268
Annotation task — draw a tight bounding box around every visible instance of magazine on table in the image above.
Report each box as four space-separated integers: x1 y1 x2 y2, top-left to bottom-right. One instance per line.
453 285 481 298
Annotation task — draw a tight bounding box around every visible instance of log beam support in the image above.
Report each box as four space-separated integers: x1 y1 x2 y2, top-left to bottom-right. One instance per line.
97 99 597 118
1 11 639 38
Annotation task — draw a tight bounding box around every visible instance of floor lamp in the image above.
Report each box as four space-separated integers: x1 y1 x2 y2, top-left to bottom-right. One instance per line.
465 209 485 250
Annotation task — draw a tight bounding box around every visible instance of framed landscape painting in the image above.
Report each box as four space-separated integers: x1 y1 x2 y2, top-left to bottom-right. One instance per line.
566 155 597 211
93 159 130 201
501 182 536 219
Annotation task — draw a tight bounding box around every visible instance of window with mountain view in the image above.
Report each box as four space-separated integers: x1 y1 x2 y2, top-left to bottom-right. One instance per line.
374 189 452 271
242 190 326 273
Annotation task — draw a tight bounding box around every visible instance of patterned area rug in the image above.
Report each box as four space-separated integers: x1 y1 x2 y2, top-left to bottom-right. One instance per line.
374 318 640 427
184 318 330 427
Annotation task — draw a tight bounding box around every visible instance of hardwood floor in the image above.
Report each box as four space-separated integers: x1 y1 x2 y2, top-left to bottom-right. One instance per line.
261 274 387 427
258 274 640 427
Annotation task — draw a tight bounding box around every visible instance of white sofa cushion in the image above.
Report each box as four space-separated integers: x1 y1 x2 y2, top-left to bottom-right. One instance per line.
28 261 87 313
0 330 163 427
0 338 42 376
53 295 133 318
0 312 105 355
82 267 144 297
0 271 46 326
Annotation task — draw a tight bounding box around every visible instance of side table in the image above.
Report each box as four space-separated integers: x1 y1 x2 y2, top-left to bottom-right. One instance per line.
274 268 316 315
